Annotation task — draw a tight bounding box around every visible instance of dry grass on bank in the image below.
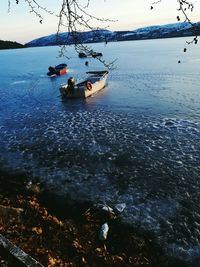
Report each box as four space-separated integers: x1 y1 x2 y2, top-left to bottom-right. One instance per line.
0 171 166 267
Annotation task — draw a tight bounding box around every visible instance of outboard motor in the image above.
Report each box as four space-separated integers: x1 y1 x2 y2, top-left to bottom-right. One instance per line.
48 66 56 73
68 77 75 87
67 77 75 93
47 66 57 76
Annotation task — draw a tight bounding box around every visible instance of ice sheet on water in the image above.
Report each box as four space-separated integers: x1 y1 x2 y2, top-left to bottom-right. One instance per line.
1 107 200 261
11 80 28 85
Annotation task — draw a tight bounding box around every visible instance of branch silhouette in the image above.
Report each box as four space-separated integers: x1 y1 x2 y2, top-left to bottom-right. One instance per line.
9 0 116 69
151 0 199 51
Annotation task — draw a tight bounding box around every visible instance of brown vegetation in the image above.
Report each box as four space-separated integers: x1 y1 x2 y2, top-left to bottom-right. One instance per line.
0 170 168 267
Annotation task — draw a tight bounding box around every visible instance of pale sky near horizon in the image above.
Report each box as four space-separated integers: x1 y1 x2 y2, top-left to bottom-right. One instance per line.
1 0 200 44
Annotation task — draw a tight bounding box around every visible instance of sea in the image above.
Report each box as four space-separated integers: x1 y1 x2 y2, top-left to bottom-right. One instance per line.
1 37 200 265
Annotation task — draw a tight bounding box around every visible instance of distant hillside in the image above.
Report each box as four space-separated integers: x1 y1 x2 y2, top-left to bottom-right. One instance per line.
0 40 25 50
26 21 200 47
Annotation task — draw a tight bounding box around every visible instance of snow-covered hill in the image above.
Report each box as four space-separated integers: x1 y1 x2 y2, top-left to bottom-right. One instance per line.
26 22 200 47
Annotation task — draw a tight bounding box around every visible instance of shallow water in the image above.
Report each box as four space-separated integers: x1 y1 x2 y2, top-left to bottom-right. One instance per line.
1 38 200 264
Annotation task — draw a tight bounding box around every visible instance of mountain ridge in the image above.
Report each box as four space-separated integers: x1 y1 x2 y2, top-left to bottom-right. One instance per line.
26 21 200 47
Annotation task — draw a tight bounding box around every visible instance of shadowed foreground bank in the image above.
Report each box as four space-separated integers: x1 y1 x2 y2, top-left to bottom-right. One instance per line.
0 170 186 267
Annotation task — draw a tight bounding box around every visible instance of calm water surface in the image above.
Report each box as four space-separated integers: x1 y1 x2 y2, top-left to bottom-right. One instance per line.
1 38 200 264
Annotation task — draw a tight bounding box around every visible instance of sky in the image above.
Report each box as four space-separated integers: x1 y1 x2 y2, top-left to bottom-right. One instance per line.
1 0 200 44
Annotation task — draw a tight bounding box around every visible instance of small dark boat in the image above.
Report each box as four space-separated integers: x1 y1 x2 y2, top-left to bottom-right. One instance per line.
78 52 103 58
78 52 87 58
92 52 103 58
47 63 68 77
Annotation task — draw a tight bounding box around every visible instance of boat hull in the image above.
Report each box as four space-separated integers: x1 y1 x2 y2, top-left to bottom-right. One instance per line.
47 63 68 77
60 71 108 99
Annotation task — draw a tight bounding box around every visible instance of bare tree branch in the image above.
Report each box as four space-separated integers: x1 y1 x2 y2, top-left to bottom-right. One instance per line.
150 0 162 10
8 0 200 66
12 0 115 68
151 0 199 51
53 0 116 68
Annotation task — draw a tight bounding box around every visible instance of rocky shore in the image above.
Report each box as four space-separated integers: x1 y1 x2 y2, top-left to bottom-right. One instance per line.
0 169 185 267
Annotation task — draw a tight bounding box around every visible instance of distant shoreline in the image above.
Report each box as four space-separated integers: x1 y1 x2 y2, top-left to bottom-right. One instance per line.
0 33 196 51
0 40 25 50
25 34 195 49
